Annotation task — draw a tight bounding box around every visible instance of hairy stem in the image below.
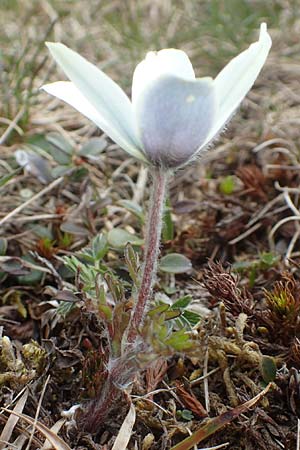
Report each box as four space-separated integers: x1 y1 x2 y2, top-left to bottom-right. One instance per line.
127 168 168 343
78 373 121 433
78 168 169 432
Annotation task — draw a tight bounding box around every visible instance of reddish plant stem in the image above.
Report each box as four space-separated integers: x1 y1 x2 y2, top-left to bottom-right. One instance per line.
79 169 168 432
79 372 121 433
127 168 168 343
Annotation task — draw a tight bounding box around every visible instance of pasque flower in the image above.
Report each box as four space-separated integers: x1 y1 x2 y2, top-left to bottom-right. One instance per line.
42 25 272 432
43 23 271 169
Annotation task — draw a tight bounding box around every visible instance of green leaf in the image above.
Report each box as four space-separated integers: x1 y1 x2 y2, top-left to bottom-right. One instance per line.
98 284 106 305
232 252 279 273
57 301 77 318
172 295 193 310
177 409 194 421
63 255 83 274
46 132 73 154
164 309 181 320
17 255 43 285
92 234 108 261
0 238 7 256
259 252 280 268
219 175 235 195
159 253 192 274
51 165 72 178
147 304 170 318
0 257 30 275
162 198 174 241
232 260 254 271
172 295 201 327
124 243 139 284
118 199 144 222
249 267 257 288
70 166 88 181
260 355 277 383
99 303 113 321
165 329 193 351
105 273 124 303
107 228 143 248
39 132 73 165
60 222 89 236
30 225 53 240
182 310 201 327
79 137 107 157
0 168 22 188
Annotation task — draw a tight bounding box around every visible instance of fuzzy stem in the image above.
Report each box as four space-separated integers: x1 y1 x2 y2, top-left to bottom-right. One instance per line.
78 168 169 432
127 168 168 343
78 373 121 433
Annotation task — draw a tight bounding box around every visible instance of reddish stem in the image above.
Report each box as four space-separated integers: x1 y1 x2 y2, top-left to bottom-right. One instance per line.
78 169 168 432
127 168 168 343
78 373 121 433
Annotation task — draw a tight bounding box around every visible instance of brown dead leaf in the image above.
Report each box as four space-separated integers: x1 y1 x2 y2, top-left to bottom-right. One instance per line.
175 381 208 418
146 357 168 400
236 164 268 201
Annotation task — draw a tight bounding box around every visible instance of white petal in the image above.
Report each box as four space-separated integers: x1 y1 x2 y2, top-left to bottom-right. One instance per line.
134 75 216 168
42 81 147 162
202 23 272 148
132 49 195 104
45 42 144 156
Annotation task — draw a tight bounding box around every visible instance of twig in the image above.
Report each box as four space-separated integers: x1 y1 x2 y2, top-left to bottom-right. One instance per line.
267 164 300 171
282 190 300 217
190 367 220 386
253 138 293 153
13 213 65 223
203 349 210 413
0 108 25 145
25 375 50 450
132 166 148 205
269 217 300 250
297 418 300 450
132 396 171 416
0 176 64 227
131 387 176 399
229 222 262 245
198 443 229 450
247 193 284 227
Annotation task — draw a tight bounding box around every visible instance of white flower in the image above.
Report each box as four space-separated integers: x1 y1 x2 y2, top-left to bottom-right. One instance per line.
42 23 271 169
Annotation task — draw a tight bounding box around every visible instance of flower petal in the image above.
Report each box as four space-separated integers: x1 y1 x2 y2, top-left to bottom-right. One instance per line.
202 23 272 148
134 75 216 168
45 42 144 157
132 49 195 104
42 81 147 162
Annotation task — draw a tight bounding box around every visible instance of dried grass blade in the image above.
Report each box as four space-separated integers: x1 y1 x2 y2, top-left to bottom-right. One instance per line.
198 443 229 450
0 389 28 450
112 402 136 450
25 374 50 450
41 418 66 450
0 409 71 450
